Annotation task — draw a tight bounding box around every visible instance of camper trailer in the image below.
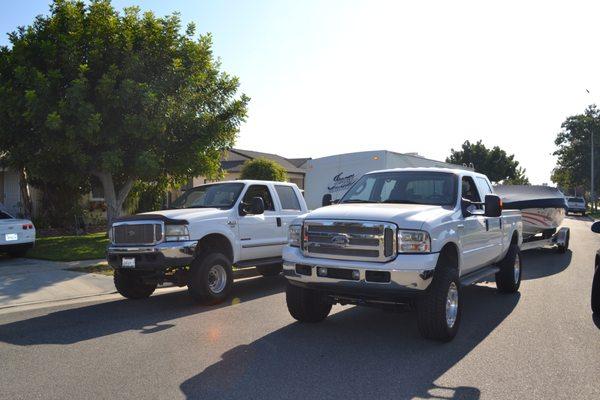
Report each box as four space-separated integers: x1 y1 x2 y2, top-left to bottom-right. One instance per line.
303 150 470 210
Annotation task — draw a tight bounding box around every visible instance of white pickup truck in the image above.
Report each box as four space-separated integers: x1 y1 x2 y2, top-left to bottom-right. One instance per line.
283 168 523 341
107 180 307 304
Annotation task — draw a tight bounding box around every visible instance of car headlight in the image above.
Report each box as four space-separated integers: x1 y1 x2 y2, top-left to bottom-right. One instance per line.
165 224 190 242
289 224 302 247
397 230 431 253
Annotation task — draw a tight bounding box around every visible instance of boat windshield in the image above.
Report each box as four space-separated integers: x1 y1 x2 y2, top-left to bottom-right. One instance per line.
170 182 245 209
340 171 457 206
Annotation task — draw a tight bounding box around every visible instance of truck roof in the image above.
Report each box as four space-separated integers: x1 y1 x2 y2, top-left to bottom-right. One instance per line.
200 179 298 187
365 166 487 178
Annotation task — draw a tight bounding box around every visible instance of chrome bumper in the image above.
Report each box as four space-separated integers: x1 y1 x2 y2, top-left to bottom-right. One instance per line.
107 240 197 269
282 246 438 293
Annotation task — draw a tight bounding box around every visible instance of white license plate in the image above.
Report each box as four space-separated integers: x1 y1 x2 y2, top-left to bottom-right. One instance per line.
5 233 18 242
121 257 136 268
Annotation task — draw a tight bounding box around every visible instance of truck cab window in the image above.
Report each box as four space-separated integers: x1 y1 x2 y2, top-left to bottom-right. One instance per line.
243 185 275 211
461 176 481 204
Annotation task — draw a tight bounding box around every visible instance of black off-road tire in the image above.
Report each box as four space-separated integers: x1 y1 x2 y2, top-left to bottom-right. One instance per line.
592 265 600 315
114 269 157 299
495 244 522 293
416 266 462 342
188 252 233 305
256 263 282 277
557 230 570 254
286 283 332 323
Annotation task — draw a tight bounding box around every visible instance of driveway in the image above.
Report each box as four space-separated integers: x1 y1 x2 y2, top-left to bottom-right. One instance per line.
0 257 114 309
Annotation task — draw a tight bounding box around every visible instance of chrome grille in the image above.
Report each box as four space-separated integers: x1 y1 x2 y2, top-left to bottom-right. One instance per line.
303 220 396 262
113 222 163 245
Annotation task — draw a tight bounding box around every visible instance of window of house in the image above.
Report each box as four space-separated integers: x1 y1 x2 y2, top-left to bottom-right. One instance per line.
243 185 275 211
275 185 301 210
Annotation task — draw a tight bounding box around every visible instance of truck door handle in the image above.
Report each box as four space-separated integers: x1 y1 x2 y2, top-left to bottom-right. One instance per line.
276 217 282 227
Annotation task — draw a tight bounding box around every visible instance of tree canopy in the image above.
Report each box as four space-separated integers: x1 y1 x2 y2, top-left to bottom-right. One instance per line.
240 158 287 182
446 140 530 184
0 0 249 225
551 105 599 198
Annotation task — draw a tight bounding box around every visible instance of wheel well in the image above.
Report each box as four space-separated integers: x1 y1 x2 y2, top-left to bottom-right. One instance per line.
438 242 459 270
196 234 233 262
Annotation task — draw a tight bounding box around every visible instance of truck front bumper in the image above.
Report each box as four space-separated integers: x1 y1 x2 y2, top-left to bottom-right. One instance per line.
282 246 439 299
107 241 197 270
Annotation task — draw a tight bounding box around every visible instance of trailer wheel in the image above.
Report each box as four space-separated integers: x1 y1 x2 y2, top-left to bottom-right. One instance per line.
495 244 522 293
557 229 570 254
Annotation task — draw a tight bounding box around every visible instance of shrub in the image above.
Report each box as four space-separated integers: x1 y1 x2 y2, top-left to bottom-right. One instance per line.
240 158 287 181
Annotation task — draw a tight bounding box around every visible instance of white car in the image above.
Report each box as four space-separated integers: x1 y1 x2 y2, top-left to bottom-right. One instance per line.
0 206 36 257
566 197 586 216
107 180 308 303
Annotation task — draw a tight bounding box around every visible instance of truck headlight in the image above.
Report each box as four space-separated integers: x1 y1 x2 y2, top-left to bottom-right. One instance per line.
289 224 302 247
165 224 190 242
397 230 431 253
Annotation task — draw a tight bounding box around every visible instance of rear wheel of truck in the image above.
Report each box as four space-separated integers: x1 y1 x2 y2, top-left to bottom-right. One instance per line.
188 252 233 305
286 283 331 322
495 244 522 293
256 263 282 277
114 269 157 299
416 266 462 342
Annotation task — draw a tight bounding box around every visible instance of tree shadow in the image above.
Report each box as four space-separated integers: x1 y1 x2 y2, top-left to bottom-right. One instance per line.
0 275 286 346
180 285 520 400
521 249 572 280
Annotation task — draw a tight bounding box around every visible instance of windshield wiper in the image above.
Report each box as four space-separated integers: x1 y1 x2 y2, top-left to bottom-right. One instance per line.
381 200 420 204
341 199 377 204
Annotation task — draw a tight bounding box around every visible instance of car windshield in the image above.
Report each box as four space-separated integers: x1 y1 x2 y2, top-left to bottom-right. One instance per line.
340 171 457 206
569 198 584 203
170 183 245 209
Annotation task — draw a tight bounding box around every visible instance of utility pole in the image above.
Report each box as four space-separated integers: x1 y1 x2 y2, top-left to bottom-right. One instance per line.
586 89 596 211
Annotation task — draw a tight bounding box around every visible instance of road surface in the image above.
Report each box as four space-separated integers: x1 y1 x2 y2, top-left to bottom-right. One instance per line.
1 216 599 399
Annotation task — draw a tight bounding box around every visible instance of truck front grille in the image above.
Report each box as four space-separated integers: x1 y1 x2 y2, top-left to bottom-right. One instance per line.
113 223 162 245
303 220 396 262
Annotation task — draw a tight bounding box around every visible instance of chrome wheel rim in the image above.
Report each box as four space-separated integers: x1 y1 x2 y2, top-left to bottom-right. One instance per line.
514 254 521 284
446 282 459 329
208 265 227 294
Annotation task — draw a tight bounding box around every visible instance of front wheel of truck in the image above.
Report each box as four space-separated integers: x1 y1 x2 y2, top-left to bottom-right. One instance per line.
188 252 233 305
416 266 462 342
286 283 332 323
114 269 157 299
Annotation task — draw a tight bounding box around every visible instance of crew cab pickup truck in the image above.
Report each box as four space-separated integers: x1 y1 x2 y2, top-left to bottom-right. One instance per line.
107 180 307 304
283 168 523 341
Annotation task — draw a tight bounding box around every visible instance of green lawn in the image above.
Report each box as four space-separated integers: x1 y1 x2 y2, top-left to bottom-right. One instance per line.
27 232 109 261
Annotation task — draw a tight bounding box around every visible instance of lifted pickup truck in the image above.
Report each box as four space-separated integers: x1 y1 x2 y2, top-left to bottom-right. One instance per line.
107 180 307 304
283 168 523 341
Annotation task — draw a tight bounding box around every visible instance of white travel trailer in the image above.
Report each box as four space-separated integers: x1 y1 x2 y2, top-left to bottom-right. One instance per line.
303 150 471 210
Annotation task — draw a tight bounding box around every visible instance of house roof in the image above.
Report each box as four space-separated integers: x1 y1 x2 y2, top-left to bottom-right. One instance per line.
288 158 311 168
224 149 306 174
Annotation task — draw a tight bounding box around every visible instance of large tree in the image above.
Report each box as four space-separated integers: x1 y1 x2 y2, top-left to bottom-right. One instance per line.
0 0 248 225
446 140 530 184
240 158 287 181
552 105 600 202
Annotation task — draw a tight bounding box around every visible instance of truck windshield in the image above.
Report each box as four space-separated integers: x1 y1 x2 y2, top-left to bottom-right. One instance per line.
340 171 457 206
170 183 245 209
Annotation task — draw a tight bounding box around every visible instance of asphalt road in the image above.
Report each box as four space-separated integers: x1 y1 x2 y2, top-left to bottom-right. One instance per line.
1 216 599 400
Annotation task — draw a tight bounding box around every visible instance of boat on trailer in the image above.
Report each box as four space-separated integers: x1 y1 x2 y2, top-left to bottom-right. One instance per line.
494 185 570 252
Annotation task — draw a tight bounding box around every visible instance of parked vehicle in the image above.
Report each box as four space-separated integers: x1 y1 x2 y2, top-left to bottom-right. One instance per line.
107 180 308 304
495 185 570 253
282 168 523 341
566 196 587 216
0 204 35 257
591 221 600 315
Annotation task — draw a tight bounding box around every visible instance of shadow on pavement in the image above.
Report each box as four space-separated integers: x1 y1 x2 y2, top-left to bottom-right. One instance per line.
521 249 572 280
180 285 520 400
0 275 286 346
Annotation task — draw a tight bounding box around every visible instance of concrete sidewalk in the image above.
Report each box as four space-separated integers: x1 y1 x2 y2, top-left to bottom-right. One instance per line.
0 257 115 309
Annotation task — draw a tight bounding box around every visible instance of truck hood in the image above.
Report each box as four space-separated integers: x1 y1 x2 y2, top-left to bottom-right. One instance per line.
140 208 231 223
305 203 457 230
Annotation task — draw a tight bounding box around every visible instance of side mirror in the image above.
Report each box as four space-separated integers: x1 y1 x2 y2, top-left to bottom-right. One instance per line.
484 194 502 218
240 196 265 216
322 194 333 207
592 221 600 234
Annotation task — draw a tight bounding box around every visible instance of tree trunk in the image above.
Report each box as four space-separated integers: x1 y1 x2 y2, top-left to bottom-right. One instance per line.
93 172 134 227
18 168 33 219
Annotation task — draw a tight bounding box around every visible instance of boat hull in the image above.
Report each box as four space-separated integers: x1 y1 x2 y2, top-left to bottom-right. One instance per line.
520 207 565 238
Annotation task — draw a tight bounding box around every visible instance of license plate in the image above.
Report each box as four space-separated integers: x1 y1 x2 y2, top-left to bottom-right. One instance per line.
121 257 136 268
5 233 18 242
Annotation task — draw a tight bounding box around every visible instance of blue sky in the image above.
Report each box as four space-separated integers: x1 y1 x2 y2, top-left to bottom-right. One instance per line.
3 1 600 184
